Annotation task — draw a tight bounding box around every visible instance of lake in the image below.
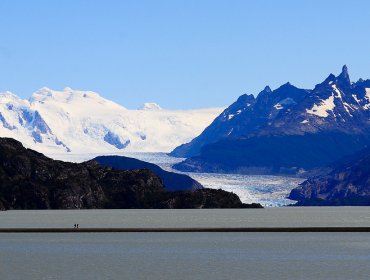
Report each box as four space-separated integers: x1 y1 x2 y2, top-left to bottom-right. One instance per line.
1 232 370 280
1 208 370 280
1 207 370 228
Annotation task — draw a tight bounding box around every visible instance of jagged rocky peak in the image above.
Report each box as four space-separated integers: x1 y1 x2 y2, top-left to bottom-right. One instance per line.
323 73 336 84
337 64 350 86
274 82 301 92
236 93 255 103
313 65 351 91
263 85 272 93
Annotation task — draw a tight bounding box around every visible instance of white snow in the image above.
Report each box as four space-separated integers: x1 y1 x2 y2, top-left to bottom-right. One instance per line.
300 120 309 124
306 94 335 118
139 103 162 111
228 114 235 120
364 88 370 110
0 88 223 155
227 128 234 136
352 94 361 104
236 109 242 114
332 84 343 100
274 103 283 110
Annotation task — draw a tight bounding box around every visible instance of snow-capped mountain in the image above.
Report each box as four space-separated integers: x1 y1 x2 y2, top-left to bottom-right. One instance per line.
139 103 162 111
172 66 370 176
172 65 370 158
0 87 223 156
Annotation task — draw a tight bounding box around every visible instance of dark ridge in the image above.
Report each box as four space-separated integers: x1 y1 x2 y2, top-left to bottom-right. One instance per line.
94 155 203 191
0 137 262 210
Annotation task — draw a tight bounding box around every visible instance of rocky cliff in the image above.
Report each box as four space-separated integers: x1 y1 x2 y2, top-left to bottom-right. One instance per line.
288 148 370 205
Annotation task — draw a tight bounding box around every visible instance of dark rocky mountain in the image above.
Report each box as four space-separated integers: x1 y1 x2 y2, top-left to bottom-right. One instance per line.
288 147 370 205
172 66 370 176
0 138 262 210
94 155 203 191
171 84 309 158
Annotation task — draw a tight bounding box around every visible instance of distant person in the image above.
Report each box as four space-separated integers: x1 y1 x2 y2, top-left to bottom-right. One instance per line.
74 224 76 228
77 224 79 228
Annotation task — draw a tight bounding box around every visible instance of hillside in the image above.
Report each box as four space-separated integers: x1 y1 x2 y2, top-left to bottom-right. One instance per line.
0 138 263 210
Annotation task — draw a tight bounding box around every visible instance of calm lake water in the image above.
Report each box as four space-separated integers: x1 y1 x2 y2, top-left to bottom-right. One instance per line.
1 209 370 279
1 232 370 280
1 207 370 228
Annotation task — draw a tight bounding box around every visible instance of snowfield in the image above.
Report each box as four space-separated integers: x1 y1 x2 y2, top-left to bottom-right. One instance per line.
0 87 223 156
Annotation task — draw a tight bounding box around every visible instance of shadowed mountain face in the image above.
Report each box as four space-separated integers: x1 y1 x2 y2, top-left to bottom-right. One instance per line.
0 138 261 210
289 148 370 206
94 155 203 191
172 66 370 176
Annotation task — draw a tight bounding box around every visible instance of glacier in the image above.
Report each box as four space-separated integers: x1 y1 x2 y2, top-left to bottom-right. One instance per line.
51 151 302 207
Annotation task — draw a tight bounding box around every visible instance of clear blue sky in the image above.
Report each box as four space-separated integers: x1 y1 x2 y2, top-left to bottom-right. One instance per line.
0 0 370 109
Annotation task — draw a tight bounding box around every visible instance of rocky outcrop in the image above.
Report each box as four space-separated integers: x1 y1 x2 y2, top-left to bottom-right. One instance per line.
288 148 370 205
0 138 261 209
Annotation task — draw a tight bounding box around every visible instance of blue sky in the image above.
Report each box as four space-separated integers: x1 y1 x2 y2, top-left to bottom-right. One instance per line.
0 0 369 109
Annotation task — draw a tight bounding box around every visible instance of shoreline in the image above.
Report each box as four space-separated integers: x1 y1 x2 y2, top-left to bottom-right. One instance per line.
1 227 370 233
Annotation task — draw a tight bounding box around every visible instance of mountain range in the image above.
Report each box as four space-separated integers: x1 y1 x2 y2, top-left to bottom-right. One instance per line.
172 66 370 176
0 87 222 156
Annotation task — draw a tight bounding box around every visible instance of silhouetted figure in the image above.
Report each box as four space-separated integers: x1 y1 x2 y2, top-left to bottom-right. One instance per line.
77 224 79 228
74 224 76 228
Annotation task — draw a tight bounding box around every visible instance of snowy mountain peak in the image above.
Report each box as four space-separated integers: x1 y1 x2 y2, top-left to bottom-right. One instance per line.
0 91 21 102
140 102 162 111
63 87 73 91
0 89 222 155
0 91 29 108
29 87 119 109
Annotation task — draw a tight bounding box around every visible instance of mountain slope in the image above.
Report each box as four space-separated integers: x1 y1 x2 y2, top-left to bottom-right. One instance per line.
171 84 309 157
0 87 222 155
94 155 203 191
288 147 370 205
173 66 370 175
0 137 260 210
